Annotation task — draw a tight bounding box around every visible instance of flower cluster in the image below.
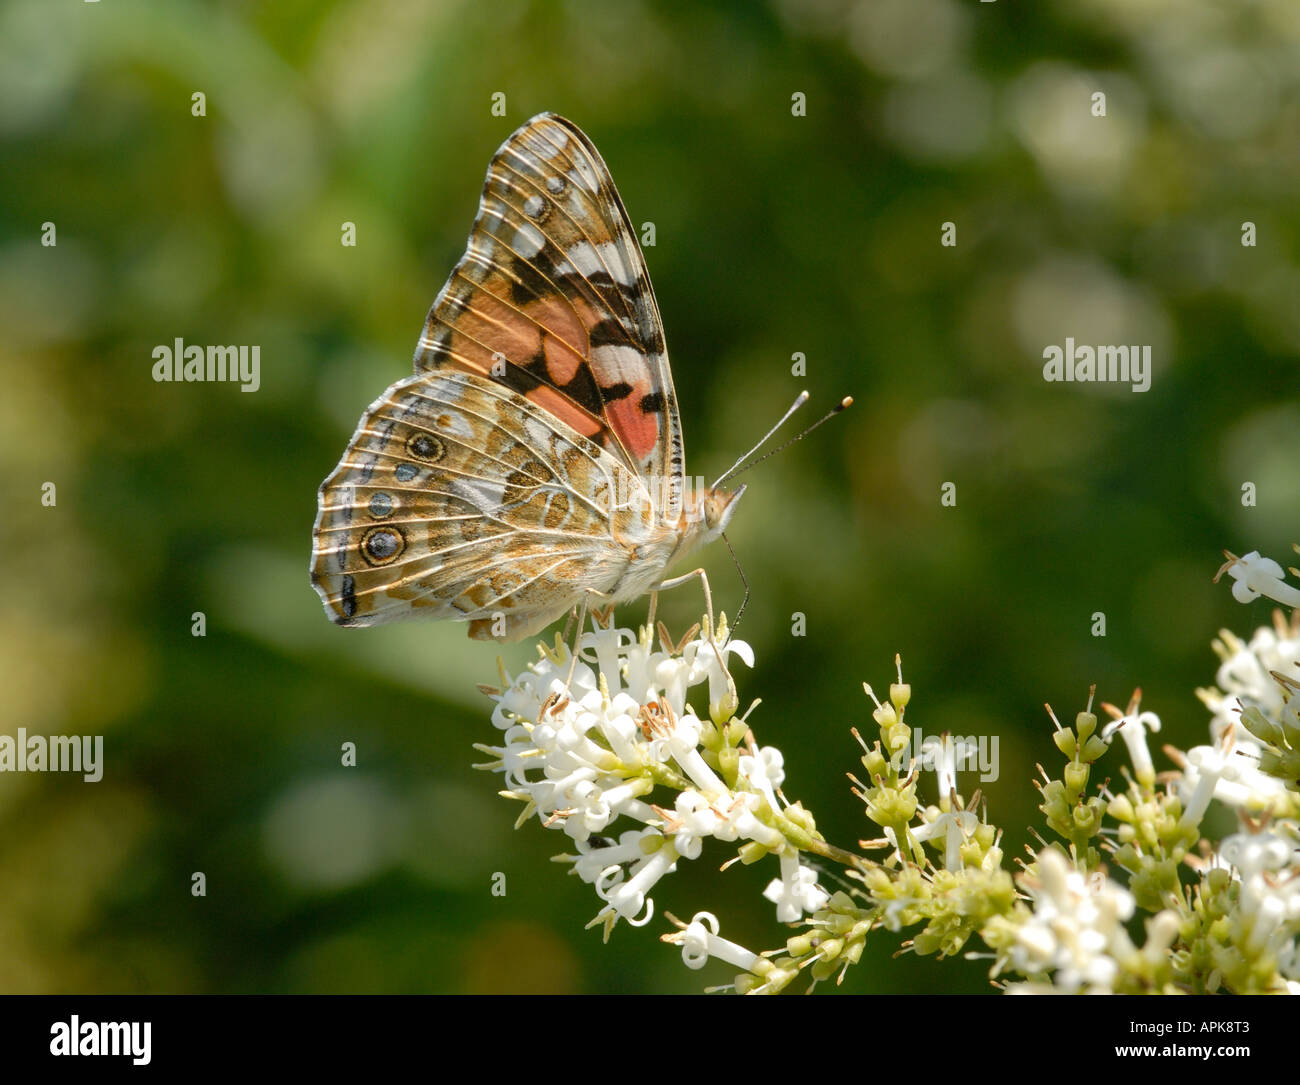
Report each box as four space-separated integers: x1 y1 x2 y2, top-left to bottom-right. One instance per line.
475 545 1300 993
477 619 830 943
1000 549 1300 994
1192 606 1300 814
996 849 1180 994
670 662 1018 992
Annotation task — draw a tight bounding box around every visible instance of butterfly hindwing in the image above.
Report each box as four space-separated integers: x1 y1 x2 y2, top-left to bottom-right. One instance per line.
413 113 685 521
311 370 650 640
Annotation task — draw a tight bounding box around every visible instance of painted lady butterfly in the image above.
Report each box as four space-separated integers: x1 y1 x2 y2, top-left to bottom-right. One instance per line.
311 113 745 642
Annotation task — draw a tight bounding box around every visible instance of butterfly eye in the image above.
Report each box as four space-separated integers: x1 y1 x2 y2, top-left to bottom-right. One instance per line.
702 486 745 536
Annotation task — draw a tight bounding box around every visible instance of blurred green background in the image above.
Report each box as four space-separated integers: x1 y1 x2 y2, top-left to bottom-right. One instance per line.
2 0 1298 994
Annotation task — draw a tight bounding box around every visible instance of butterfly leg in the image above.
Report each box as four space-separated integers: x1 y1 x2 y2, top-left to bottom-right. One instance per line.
561 588 620 690
562 596 590 690
652 567 736 705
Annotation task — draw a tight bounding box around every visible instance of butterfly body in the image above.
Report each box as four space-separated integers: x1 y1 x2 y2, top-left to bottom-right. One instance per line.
312 114 741 641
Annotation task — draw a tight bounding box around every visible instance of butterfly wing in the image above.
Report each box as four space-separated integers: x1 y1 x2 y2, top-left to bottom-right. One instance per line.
311 370 652 640
412 112 685 522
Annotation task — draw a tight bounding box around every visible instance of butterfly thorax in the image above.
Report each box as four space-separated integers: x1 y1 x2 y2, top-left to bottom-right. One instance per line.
602 480 744 603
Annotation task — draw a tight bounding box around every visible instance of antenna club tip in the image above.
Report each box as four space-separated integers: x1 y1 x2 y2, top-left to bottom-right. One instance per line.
839 396 854 410
797 390 810 403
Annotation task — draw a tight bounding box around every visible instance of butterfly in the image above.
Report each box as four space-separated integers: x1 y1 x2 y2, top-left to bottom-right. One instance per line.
311 113 746 642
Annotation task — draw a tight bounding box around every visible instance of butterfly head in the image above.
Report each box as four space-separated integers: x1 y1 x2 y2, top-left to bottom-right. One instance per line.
691 482 746 545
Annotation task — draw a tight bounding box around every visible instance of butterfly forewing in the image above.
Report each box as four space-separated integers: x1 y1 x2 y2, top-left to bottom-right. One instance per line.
413 113 684 521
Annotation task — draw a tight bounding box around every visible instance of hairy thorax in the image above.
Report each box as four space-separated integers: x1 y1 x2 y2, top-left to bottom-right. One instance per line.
605 481 743 602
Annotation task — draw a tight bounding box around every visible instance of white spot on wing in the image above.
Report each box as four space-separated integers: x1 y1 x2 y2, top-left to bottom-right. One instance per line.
415 395 476 440
514 148 546 173
522 414 564 452
591 344 650 385
566 240 636 286
566 241 602 278
468 236 496 263
567 160 600 193
451 475 505 515
519 130 550 156
513 222 545 259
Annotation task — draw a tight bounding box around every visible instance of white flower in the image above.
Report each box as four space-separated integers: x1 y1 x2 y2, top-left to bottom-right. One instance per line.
762 850 830 922
1203 620 1300 745
920 733 973 804
572 830 656 884
1214 829 1300 967
688 635 755 712
914 806 978 872
1009 848 1144 993
671 911 760 973
664 712 727 793
1178 740 1290 818
1101 694 1161 785
739 744 785 809
1218 550 1300 608
483 621 813 932
595 836 679 925
1218 831 1299 902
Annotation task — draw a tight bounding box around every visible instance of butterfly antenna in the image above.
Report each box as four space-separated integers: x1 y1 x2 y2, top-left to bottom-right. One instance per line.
718 395 853 486
711 391 810 489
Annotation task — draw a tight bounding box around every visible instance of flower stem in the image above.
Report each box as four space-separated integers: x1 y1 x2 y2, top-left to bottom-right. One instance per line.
804 836 871 869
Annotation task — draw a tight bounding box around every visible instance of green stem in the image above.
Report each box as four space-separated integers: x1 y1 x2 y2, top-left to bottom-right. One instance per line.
804 836 871 869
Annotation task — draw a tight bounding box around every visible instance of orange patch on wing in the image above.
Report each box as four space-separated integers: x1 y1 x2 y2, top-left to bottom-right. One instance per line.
607 395 660 462
542 333 582 384
454 292 541 367
527 385 602 438
524 298 588 382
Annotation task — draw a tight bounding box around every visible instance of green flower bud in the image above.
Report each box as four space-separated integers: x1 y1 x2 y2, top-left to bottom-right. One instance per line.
868 787 918 827
1064 761 1090 793
710 686 739 726
1075 711 1098 742
817 937 845 962
786 932 814 957
1108 794 1135 822
861 748 888 778
1080 735 1110 762
1072 802 1099 834
828 891 857 913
